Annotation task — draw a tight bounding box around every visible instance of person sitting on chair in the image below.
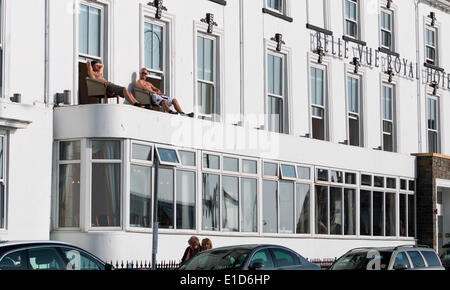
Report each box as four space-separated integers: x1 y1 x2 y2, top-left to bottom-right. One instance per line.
86 60 143 107
136 68 194 117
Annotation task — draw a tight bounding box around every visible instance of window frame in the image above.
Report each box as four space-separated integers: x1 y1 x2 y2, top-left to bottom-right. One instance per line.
139 4 175 97
343 0 360 40
346 73 364 147
0 131 6 231
195 30 222 121
89 139 123 231
78 1 105 62
128 140 154 232
309 63 329 141
266 0 285 15
266 50 286 134
379 8 394 51
425 26 437 65
56 139 83 230
0 0 4 97
399 181 415 239
426 94 440 154
381 83 397 152
201 152 260 234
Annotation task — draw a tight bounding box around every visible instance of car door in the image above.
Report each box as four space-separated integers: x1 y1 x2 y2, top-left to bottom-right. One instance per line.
248 249 275 270
269 247 303 270
391 251 412 270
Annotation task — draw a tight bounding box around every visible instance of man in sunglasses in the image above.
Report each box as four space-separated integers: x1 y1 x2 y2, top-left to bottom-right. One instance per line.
136 68 194 117
86 60 143 107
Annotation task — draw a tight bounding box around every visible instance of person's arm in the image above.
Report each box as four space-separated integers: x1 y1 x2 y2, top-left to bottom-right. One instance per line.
86 61 95 79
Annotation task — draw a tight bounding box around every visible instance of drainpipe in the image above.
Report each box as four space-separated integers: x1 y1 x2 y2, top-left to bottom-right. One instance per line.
44 0 50 106
414 0 423 246
239 0 245 125
415 0 423 154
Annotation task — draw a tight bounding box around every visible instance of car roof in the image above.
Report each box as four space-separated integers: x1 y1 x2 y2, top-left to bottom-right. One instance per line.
346 245 432 253
201 244 292 252
0 240 81 255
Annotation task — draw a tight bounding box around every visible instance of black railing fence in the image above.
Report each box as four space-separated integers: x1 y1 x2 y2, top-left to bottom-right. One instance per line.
108 258 337 270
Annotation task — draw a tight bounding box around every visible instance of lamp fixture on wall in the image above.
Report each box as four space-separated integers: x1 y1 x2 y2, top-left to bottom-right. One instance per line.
201 13 218 34
271 33 285 52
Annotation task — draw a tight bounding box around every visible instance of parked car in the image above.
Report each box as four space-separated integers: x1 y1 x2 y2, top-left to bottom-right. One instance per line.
178 244 321 270
0 240 113 270
329 245 445 270
440 243 450 270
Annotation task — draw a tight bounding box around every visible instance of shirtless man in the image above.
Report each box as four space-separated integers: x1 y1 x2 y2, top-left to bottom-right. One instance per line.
136 68 193 117
86 60 142 106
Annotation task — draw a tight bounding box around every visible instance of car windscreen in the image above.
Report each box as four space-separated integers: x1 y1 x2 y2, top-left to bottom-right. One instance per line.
179 248 251 270
329 251 392 270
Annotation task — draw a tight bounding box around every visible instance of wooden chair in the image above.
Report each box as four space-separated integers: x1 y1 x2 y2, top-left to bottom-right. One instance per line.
134 88 164 112
86 78 120 104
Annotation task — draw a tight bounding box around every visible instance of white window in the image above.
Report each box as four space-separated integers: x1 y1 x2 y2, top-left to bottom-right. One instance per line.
425 26 437 65
360 175 398 237
143 19 167 93
310 65 328 141
382 84 396 152
130 142 153 229
0 132 5 229
344 0 359 39
197 33 220 120
267 0 284 14
202 154 258 233
0 0 4 96
380 9 393 50
427 96 440 153
58 140 82 228
399 180 415 238
347 75 363 147
78 2 103 62
91 140 122 228
267 52 288 134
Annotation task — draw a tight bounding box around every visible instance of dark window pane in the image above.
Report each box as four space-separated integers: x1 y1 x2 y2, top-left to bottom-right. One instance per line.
91 163 121 227
202 173 220 231
263 180 278 233
316 168 328 182
400 194 407 237
130 165 152 228
330 171 343 183
176 170 196 230
374 176 384 188
408 251 425 268
222 176 239 232
360 190 371 236
241 178 257 233
344 188 356 235
279 182 294 234
92 140 121 160
315 185 328 235
345 173 356 184
361 174 372 186
385 192 396 236
132 144 152 162
373 192 384 236
59 164 81 228
60 141 81 160
408 195 415 237
296 184 310 234
157 148 179 164
330 187 343 235
158 168 174 229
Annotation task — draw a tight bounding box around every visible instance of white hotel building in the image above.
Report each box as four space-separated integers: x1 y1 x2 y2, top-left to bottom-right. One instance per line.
0 0 449 262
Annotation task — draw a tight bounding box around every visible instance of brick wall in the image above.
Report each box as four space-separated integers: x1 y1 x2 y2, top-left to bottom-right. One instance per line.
414 154 450 249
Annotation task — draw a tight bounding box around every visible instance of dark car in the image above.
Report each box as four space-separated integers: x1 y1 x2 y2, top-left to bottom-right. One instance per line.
440 243 450 270
178 244 321 270
0 240 113 270
329 245 445 270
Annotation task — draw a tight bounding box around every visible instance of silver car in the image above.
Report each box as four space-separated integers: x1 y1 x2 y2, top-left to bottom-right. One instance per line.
329 245 445 270
179 244 321 270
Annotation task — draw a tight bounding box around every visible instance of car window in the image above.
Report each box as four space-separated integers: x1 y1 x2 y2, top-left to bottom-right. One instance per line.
393 252 411 269
28 247 66 270
0 250 28 270
421 251 441 267
270 248 300 267
407 251 425 268
179 249 250 270
329 251 392 270
249 249 275 270
59 247 103 270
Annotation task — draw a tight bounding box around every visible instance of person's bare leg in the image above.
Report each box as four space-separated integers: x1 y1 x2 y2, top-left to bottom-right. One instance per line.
123 88 139 105
172 99 184 113
160 100 172 112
